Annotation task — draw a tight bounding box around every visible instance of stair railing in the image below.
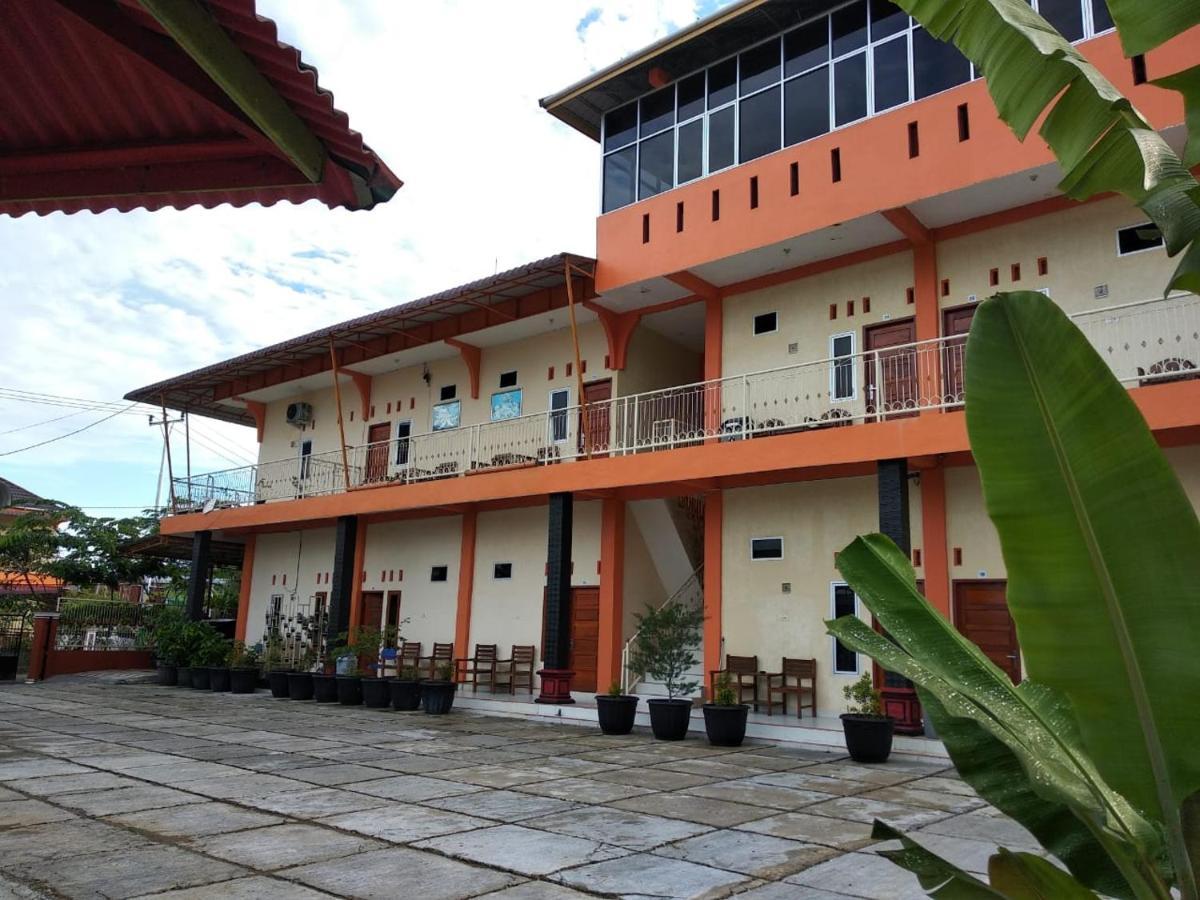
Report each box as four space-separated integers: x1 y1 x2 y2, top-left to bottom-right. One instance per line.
620 565 704 694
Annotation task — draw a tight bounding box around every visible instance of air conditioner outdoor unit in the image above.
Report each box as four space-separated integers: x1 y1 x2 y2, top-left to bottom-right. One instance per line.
286 402 314 428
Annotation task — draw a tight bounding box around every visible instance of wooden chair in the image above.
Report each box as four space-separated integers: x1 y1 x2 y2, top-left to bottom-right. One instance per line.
709 655 760 710
396 642 422 676
455 644 498 692
419 642 453 680
494 645 536 694
376 647 399 678
764 658 817 718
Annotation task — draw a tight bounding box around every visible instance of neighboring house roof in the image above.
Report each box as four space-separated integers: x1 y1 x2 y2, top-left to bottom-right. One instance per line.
1 0 401 216
0 572 65 596
0 477 44 510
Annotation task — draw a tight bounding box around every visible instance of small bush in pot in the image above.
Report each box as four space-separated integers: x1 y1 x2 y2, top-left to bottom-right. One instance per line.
703 672 749 747
287 646 318 701
595 680 639 736
150 607 186 685
627 601 703 741
329 632 363 706
347 625 397 709
227 641 259 694
187 624 226 690
389 663 422 711
421 661 457 715
262 638 292 699
839 672 893 763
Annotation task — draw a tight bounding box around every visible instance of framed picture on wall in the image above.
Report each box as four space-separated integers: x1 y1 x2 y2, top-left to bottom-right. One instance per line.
490 388 522 422
432 399 461 431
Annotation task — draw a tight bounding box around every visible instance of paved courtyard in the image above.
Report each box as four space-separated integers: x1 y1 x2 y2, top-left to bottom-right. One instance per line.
0 681 1037 899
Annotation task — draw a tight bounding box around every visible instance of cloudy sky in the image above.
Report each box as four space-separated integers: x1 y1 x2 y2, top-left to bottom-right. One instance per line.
0 0 730 516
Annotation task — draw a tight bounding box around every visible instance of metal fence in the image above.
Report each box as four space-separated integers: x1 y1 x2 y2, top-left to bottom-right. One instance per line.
54 597 153 651
0 613 31 680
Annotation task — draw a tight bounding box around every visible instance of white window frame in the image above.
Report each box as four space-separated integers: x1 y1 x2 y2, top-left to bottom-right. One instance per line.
1115 222 1165 257
492 561 514 580
750 536 784 560
830 581 860 674
829 331 857 402
394 420 412 468
752 310 779 336
548 388 571 444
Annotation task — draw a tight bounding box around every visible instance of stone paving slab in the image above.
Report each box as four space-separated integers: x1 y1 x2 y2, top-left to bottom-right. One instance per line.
281 847 521 900
416 824 630 876
553 852 750 898
424 788 580 823
532 806 712 851
193 823 382 871
130 874 339 899
106 800 284 838
654 829 837 880
320 805 489 842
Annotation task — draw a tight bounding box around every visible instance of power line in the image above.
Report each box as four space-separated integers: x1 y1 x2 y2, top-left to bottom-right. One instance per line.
0 403 138 457
0 408 89 436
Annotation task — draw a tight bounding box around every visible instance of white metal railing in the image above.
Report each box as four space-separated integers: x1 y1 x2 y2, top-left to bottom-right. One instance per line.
54 596 152 651
171 294 1199 512
620 566 704 695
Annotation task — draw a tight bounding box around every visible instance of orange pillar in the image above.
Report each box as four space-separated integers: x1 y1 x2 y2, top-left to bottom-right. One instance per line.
703 295 723 438
26 612 58 683
234 535 256 641
702 490 723 695
597 497 625 691
347 521 368 629
913 242 944 410
454 509 477 661
920 467 951 618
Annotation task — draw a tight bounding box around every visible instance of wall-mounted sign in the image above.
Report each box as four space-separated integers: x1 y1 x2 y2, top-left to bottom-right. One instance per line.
432 399 461 431
490 388 522 422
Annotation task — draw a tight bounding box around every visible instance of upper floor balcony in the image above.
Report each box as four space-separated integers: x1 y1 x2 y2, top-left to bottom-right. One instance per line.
170 293 1200 513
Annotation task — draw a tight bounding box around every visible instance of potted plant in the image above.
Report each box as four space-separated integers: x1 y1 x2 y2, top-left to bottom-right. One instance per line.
627 601 703 741
329 632 363 706
421 661 457 715
703 671 749 746
188 624 226 690
311 646 339 703
227 641 260 694
350 625 395 709
151 608 186 686
174 620 204 688
595 680 639 735
287 645 318 701
839 672 893 763
388 663 422 711
262 637 291 699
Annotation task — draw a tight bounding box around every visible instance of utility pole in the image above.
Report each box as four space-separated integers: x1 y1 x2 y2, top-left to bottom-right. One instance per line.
150 402 184 511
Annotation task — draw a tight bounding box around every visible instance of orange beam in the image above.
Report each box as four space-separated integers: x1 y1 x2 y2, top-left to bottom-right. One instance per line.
234 535 256 641
454 509 477 660
584 301 642 371
882 206 932 246
598 497 625 690
722 240 910 300
347 520 368 629
445 338 481 400
347 370 372 421
703 490 723 695
239 398 266 443
919 466 950 618
667 270 721 302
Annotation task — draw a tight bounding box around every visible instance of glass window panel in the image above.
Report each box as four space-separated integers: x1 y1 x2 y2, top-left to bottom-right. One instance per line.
739 85 781 162
831 1 868 56
870 0 908 39
834 53 867 126
640 86 675 137
708 58 737 108
1038 0 1084 40
1117 223 1164 255
831 335 854 400
708 105 735 171
784 65 830 145
1091 0 1114 32
550 389 569 442
833 585 858 672
602 146 636 213
873 35 909 112
751 537 783 559
677 119 704 184
784 18 829 77
603 102 637 152
638 130 674 200
678 72 706 120
912 27 971 99
740 39 781 95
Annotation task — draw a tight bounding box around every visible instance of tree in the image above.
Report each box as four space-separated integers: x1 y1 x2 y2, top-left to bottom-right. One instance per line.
50 509 166 598
0 511 61 609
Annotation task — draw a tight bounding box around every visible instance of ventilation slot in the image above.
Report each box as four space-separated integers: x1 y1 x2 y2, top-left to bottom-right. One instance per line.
1037 256 1048 276
641 213 650 244
789 161 799 196
957 103 971 142
749 176 759 209
1011 263 1021 282
989 268 999 287
906 287 915 305
830 148 842 183
907 122 920 159
676 201 684 233
940 278 950 297
1132 54 1147 85
711 189 721 222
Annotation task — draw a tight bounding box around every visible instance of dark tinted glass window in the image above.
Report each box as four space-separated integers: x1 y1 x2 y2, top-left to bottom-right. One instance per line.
1091 0 1114 31
873 36 909 112
740 39 781 95
751 537 783 559
738 86 781 162
708 58 737 108
677 119 704 183
785 19 829 76
602 146 636 212
785 66 830 145
604 103 637 151
870 0 908 39
638 130 674 200
753 311 778 335
440 384 457 401
832 334 854 400
395 421 410 466
833 585 858 672
1117 223 1164 255
493 563 512 579
678 72 706 120
708 105 736 171
1038 0 1084 40
640 86 675 137
913 27 971 99
430 566 448 582
550 389 569 442
499 371 517 388
834 53 868 125
831 1 868 56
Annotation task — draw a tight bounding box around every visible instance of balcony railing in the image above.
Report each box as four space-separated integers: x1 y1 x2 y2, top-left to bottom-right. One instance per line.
171 294 1199 512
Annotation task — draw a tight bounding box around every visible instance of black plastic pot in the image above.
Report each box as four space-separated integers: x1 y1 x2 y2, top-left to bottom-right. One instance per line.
840 714 894 763
176 666 193 688
361 677 391 709
267 670 291 698
336 676 363 705
421 680 456 715
229 668 257 694
0 654 17 682
703 703 749 747
156 663 178 686
312 673 338 703
287 671 315 701
208 667 231 692
190 666 212 690
388 679 421 711
595 694 639 735
647 698 693 741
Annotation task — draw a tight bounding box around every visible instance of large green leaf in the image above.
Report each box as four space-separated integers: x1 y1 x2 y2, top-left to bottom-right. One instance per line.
1105 0 1200 56
988 849 1098 898
965 291 1200 892
1152 66 1200 167
871 821 1005 898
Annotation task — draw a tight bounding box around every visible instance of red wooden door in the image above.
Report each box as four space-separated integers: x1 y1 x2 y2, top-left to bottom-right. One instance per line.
568 587 599 692
864 319 917 419
360 591 384 629
365 423 391 483
942 304 977 404
579 380 612 457
954 581 1021 683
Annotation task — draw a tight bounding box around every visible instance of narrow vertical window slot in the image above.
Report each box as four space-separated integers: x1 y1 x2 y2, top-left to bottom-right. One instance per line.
957 103 971 141
1132 55 1147 85
830 148 842 183
907 122 920 158
749 176 759 210
1037 256 1049 276
711 189 721 221
789 161 799 196
676 201 684 233
641 213 650 244
1011 263 1021 282
989 268 1000 287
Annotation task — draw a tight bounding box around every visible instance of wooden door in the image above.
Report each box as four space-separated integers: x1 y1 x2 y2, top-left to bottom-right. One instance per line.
385 591 402 647
579 380 612 457
568 587 599 692
360 591 384 629
365 423 391 483
954 581 1021 683
864 319 917 419
942 304 977 405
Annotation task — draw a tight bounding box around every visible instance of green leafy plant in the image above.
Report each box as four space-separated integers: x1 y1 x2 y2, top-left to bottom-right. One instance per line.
841 672 883 717
261 636 287 673
605 680 624 697
433 661 454 682
826 292 1200 899
711 671 737 707
398 663 419 681
148 606 188 665
186 623 228 668
627 601 703 700
226 640 259 670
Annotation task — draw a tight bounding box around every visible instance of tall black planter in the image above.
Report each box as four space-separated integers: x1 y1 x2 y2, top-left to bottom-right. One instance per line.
190 667 212 690
156 663 178 686
647 698 692 741
312 674 338 703
336 676 363 705
267 671 291 698
595 695 639 735
176 666 193 688
229 668 257 694
702 704 749 746
388 679 421 711
208 667 231 692
288 671 315 701
421 680 456 715
840 714 894 763
361 678 390 709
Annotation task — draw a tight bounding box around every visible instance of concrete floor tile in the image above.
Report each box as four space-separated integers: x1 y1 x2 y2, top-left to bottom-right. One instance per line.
588 767 718 791
75 753 187 772
737 812 877 849
434 765 550 788
908 775 979 797
321 805 488 843
244 787 392 819
282 847 520 899
0 820 144 867
748 770 868 796
612 792 774 827
347 774 482 801
476 883 597 900
918 809 1041 849
425 789 579 823
0 759 92 781
285 764 393 786
355 753 472 775
727 883 851 899
865 831 1004 876
786 851 928 899
0 799 77 828
4 772 135 797
651 758 770 780
174 773 310 799
514 776 657 804
554 852 749 899
682 779 833 810
417 824 629 876
194 823 381 871
107 801 284 838
861 784 986 814
52 785 204 817
128 874 339 899
804 795 952 830
533 806 711 851
656 829 837 879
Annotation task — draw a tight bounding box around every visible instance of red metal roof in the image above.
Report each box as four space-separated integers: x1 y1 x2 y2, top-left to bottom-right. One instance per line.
0 0 400 216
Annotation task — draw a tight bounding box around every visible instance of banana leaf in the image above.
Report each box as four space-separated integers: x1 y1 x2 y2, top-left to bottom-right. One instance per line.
1105 0 1200 56
1152 67 1200 168
871 821 1006 898
988 848 1098 898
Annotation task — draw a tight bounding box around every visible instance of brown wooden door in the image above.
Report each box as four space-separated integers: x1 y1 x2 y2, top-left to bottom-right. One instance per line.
580 380 612 457
568 587 599 692
365 423 391 482
360 591 384 629
864 319 917 419
942 304 977 404
954 581 1021 683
